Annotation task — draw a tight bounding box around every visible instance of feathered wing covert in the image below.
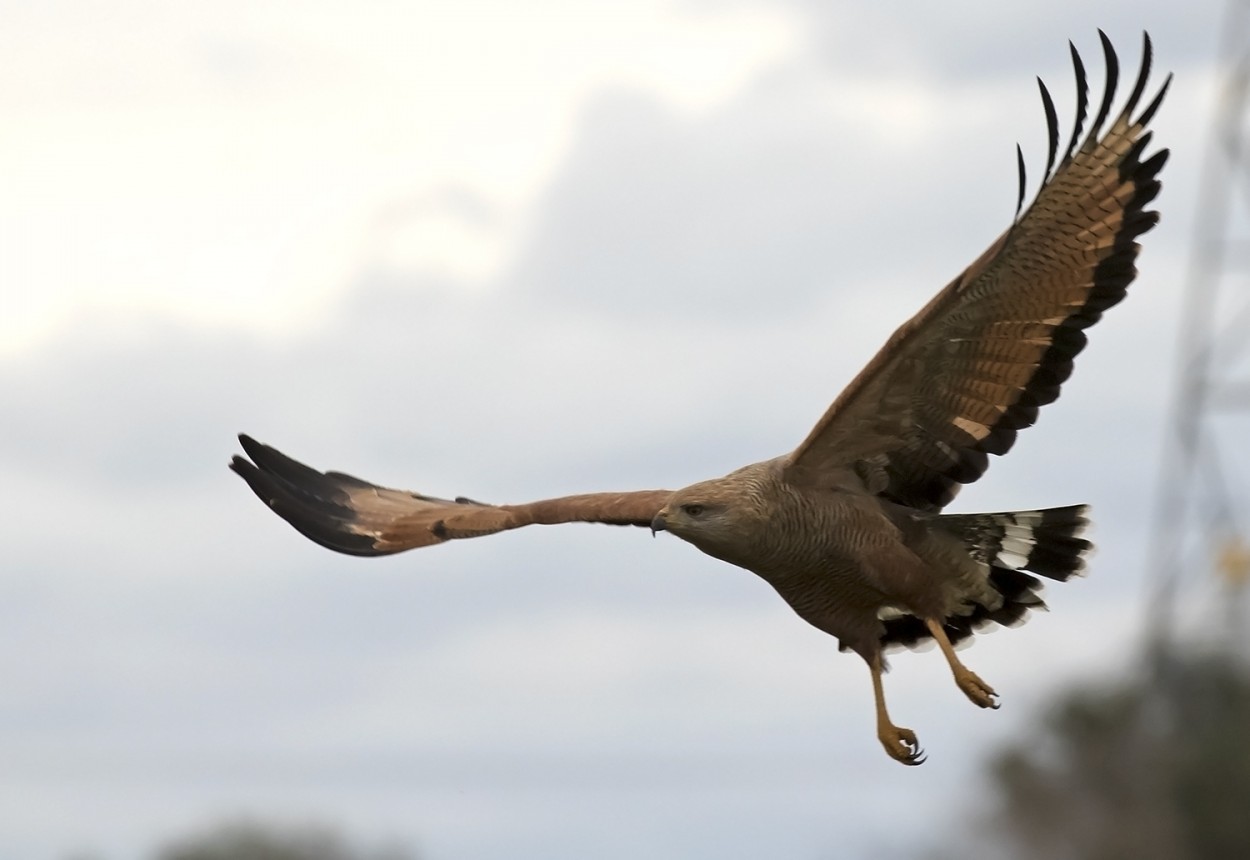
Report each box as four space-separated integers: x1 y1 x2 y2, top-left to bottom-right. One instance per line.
785 33 1165 510
785 32 1169 511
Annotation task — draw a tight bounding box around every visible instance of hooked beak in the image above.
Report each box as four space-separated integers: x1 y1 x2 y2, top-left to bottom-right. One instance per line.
650 511 668 537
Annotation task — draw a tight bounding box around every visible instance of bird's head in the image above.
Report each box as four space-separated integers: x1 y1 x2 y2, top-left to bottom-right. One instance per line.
650 472 769 562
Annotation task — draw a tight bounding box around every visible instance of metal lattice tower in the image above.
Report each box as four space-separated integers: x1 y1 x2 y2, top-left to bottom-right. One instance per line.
1148 0 1250 656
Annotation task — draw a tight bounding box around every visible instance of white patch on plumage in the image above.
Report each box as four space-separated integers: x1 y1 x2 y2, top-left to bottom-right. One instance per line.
992 511 1046 569
1000 534 1036 554
995 546 1032 569
996 535 1036 569
1001 523 1037 541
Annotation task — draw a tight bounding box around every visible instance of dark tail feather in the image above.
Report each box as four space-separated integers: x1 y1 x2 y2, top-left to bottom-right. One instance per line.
942 503 1092 582
879 505 1091 652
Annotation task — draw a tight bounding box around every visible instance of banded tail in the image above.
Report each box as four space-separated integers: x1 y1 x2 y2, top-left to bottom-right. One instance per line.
882 504 1091 651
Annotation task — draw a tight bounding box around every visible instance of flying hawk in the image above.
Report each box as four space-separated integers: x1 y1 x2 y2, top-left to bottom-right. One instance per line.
232 33 1169 765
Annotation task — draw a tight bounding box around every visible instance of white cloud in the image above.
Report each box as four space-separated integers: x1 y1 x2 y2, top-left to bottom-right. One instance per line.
0 0 799 355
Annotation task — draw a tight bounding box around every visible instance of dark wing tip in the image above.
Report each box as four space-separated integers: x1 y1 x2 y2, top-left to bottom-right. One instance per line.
1097 28 1114 57
230 435 389 557
1036 77 1060 189
229 452 258 483
1136 71 1172 129
1088 30 1120 139
1015 143 1027 217
961 33 1167 488
1117 30 1155 123
1063 41 1090 164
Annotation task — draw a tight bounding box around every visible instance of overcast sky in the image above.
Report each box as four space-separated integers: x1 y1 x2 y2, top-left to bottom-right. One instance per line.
0 1 1234 858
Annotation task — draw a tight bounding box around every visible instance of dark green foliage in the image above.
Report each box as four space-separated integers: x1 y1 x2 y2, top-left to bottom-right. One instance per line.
154 821 415 860
983 650 1250 860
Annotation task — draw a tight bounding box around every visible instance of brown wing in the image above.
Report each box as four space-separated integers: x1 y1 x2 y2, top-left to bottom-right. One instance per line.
783 32 1170 511
230 435 672 556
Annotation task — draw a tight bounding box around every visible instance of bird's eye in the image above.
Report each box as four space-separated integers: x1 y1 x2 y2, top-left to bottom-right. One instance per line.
682 504 705 517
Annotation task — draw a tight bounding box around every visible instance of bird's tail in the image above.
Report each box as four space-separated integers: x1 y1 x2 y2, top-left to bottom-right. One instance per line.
880 504 1091 651
940 503 1092 583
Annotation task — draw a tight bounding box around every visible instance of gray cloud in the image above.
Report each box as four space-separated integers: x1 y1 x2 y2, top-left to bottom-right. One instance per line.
780 0 1221 81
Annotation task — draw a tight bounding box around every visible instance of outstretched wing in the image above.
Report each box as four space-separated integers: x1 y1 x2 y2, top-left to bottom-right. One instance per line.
783 32 1170 511
230 435 672 556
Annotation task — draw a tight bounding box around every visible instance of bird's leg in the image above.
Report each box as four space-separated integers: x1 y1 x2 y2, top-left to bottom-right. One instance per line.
869 652 925 766
924 618 999 709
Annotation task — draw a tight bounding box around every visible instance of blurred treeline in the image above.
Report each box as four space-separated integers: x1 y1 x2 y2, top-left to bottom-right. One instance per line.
965 646 1250 860
148 821 415 860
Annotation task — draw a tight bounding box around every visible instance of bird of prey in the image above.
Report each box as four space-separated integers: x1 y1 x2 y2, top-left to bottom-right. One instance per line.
232 32 1169 765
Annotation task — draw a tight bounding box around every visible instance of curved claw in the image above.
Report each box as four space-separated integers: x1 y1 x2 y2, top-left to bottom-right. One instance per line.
956 669 1000 710
880 724 926 766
